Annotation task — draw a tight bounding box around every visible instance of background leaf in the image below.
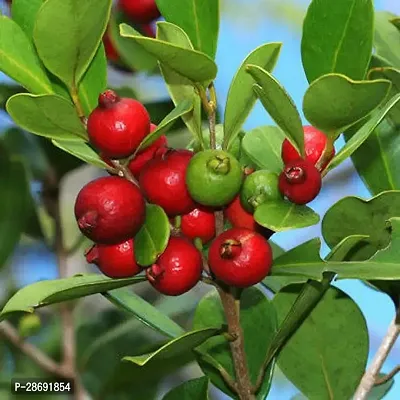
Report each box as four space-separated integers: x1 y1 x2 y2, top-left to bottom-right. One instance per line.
120 24 218 84
156 0 219 59
223 43 282 149
241 126 285 174
301 0 374 83
254 200 320 232
193 287 277 399
303 74 391 136
156 22 203 145
6 94 87 140
0 16 52 94
274 284 368 399
248 65 304 156
163 377 209 400
134 204 170 267
103 288 185 339
0 275 146 321
33 0 112 88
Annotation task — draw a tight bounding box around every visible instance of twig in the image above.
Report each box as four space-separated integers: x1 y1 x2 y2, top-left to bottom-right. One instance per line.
0 321 72 378
109 159 139 186
354 310 400 399
218 287 255 400
374 364 400 386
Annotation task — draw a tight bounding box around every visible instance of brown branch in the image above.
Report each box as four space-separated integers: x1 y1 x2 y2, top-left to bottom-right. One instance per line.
354 310 400 399
218 287 255 400
374 365 400 386
0 321 72 378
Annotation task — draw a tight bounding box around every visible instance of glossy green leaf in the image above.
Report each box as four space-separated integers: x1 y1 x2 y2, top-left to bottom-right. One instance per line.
163 377 209 400
374 12 400 69
109 9 157 72
103 288 185 339
33 0 112 88
241 126 285 174
11 0 45 38
303 74 391 136
156 0 219 59
123 327 222 366
223 43 282 149
346 117 400 193
326 93 400 171
247 65 304 156
254 200 320 232
0 157 29 271
369 67 400 91
0 16 52 94
275 285 368 399
139 98 193 150
301 0 373 83
368 375 395 400
78 44 107 116
157 22 203 144
273 219 400 281
134 204 170 266
193 287 277 399
120 23 218 84
51 139 108 169
325 235 371 262
6 94 87 140
0 274 146 321
322 191 400 260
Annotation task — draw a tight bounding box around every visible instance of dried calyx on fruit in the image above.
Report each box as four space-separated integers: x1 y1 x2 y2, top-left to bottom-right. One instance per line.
87 89 150 159
278 159 322 205
281 126 335 172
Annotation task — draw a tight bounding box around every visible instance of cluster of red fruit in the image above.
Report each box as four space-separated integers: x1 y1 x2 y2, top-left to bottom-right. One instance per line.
75 90 276 296
103 0 160 67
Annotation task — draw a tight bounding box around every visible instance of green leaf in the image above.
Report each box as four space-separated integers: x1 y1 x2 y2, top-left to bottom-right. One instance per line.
223 43 282 149
6 94 87 140
109 10 157 72
78 44 107 116
325 235 371 262
272 220 400 281
123 327 222 366
303 74 391 136
139 98 193 150
193 287 277 399
367 375 395 400
0 157 29 271
51 139 108 169
326 93 400 171
120 23 218 84
301 0 373 83
11 0 45 38
0 84 26 109
134 204 170 267
247 65 304 156
163 377 209 400
0 16 52 94
33 0 112 88
322 191 400 260
103 288 185 339
274 285 368 400
254 200 320 232
0 274 146 321
156 0 219 59
156 22 203 145
241 126 285 174
374 12 400 69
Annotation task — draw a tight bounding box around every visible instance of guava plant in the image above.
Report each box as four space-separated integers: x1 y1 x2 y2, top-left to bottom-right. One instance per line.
0 0 399 399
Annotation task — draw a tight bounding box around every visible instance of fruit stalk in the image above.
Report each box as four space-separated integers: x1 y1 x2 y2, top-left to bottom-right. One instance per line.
353 307 400 400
